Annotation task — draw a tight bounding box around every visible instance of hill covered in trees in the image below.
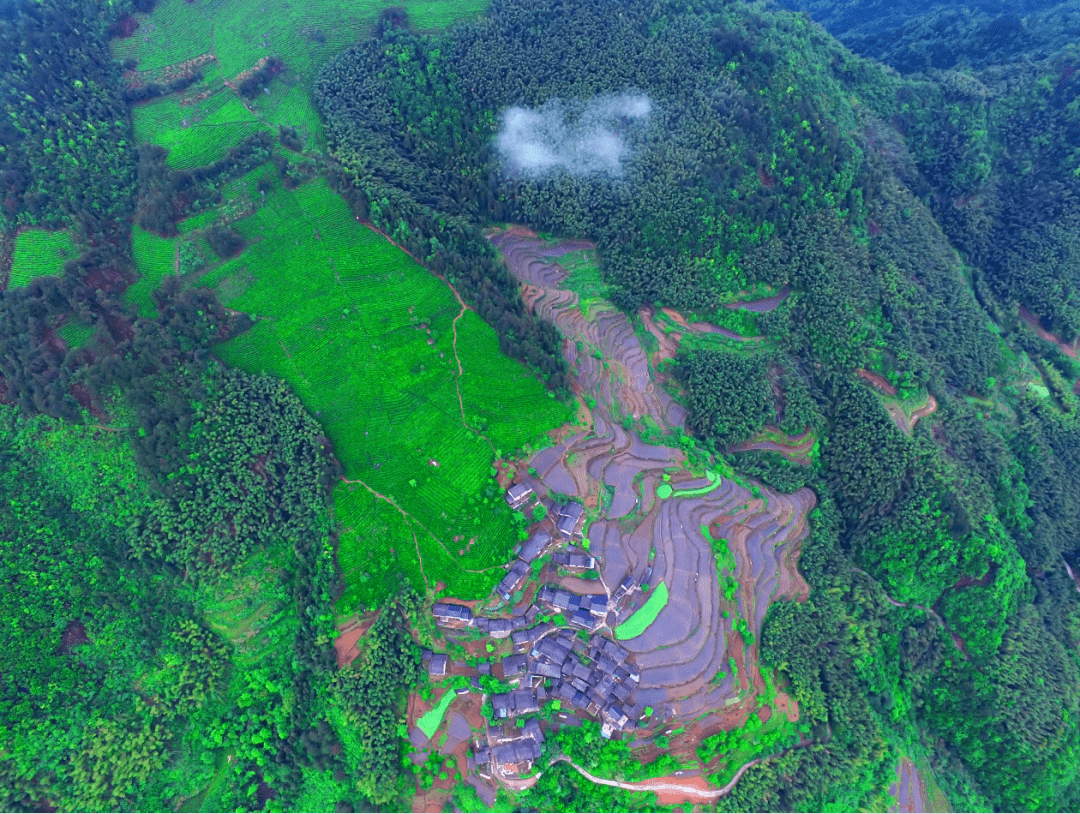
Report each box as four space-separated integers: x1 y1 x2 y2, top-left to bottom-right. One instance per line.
315 0 1080 809
2 0 1080 810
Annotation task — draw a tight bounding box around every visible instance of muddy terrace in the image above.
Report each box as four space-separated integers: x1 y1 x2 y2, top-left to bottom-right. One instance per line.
486 228 813 728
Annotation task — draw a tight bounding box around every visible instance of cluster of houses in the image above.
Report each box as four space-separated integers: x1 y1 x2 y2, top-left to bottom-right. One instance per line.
421 480 653 781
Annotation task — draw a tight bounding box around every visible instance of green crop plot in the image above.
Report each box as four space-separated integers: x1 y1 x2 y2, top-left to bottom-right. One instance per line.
416 690 457 739
8 229 75 288
57 320 95 349
615 582 669 640
119 0 491 155
127 227 177 318
197 178 569 609
133 74 264 169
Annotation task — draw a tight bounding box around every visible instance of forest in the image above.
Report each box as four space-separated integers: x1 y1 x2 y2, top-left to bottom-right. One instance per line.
1 0 1080 810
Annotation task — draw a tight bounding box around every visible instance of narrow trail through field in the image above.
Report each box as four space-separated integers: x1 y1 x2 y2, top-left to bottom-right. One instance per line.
340 476 430 591
357 221 496 455
338 476 502 583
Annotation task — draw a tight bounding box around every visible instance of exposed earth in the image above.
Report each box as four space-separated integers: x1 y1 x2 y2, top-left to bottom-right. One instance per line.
488 228 813 727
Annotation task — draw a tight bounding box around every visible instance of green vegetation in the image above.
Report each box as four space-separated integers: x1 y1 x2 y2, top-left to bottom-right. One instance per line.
615 583 670 640
8 229 76 287
181 176 569 606
416 689 456 739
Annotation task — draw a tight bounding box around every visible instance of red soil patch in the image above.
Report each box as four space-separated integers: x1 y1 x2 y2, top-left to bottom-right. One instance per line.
1019 306 1079 358
60 620 90 654
857 368 898 396
773 691 799 723
334 612 378 669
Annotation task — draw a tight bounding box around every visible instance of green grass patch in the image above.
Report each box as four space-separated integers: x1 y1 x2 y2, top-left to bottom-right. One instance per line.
615 582 669 640
672 470 721 497
57 320 95 349
126 227 177 318
558 248 607 302
119 0 492 154
198 547 295 667
194 178 568 610
656 483 672 499
416 689 457 740
9 228 75 287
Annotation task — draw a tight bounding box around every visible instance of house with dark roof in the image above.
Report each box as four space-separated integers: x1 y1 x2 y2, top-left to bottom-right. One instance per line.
512 621 554 653
553 550 597 570
640 565 654 587
555 501 586 538
533 661 562 679
537 585 556 606
496 560 531 601
569 607 600 630
505 482 535 509
522 718 545 744
474 745 491 767
490 689 540 719
501 654 527 679
602 704 630 730
510 615 529 631
492 739 542 774
428 653 448 677
432 602 473 626
611 574 638 604
518 530 552 565
489 618 513 638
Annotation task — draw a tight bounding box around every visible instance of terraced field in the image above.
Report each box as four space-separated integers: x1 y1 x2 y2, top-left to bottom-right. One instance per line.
490 228 814 731
8 228 76 288
176 181 569 610
117 0 491 165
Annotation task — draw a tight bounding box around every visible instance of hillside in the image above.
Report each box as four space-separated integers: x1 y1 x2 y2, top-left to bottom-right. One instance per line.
0 0 1079 810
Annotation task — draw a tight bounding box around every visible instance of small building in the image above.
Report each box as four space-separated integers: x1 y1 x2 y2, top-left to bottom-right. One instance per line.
432 602 473 626
569 608 598 630
533 661 562 680
512 622 554 653
489 618 513 639
501 654 527 679
640 565 654 587
510 615 529 631
537 585 556 606
523 718 545 744
455 685 470 695
478 661 492 676
496 560 531 601
492 738 542 775
428 653 448 677
505 482 535 509
555 501 586 539
602 704 630 731
554 550 597 570
474 745 491 767
518 530 552 565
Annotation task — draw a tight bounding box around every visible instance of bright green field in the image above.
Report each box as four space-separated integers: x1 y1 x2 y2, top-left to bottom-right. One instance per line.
416 689 457 739
615 582 669 640
174 176 570 609
120 0 491 164
126 227 177 318
8 229 75 288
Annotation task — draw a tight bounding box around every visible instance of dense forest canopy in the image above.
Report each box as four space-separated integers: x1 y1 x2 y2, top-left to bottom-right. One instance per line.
1 0 1080 810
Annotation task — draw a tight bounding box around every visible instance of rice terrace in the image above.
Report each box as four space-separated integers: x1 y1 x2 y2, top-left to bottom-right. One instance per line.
4 0 1074 810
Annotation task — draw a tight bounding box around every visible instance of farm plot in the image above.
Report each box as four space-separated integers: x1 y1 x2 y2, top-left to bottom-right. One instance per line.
133 72 264 169
126 227 177 318
197 179 568 609
8 229 76 288
117 0 492 153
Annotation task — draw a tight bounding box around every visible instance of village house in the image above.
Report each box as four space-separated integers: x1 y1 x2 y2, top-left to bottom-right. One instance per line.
554 501 586 539
504 481 535 509
553 548 596 570
501 653 527 679
516 530 552 565
512 621 554 653
427 653 448 678
495 560 530 602
431 602 473 627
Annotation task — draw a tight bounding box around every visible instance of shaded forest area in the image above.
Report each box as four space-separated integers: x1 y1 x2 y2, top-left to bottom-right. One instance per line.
774 0 1080 73
315 0 1080 809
